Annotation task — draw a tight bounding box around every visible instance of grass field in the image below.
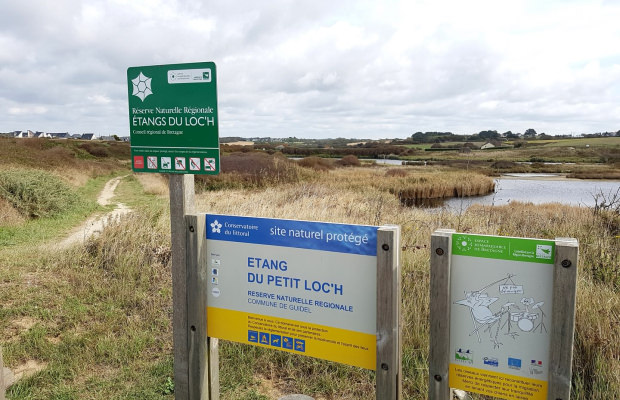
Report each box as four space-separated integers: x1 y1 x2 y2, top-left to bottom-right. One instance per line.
0 141 618 399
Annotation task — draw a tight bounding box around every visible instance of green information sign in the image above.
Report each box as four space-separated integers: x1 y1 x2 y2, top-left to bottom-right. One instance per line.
127 62 219 174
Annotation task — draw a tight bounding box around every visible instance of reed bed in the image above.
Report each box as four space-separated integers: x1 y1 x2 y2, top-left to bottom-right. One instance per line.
308 167 495 206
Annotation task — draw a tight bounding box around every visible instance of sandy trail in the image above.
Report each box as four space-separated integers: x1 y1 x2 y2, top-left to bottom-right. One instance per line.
58 175 132 248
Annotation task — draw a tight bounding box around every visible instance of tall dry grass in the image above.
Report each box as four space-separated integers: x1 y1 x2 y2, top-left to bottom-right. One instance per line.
0 137 128 188
311 167 495 205
134 173 169 196
196 152 312 191
0 196 24 226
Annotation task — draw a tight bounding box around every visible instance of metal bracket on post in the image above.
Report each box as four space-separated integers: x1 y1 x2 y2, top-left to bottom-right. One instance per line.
429 229 454 400
376 225 401 400
170 174 195 400
549 237 578 400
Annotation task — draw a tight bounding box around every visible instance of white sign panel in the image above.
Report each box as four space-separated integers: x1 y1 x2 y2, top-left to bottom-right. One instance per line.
205 214 378 369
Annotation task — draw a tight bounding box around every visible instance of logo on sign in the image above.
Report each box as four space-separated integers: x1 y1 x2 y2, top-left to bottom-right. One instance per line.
530 360 543 375
189 157 201 171
536 244 552 259
271 334 281 348
508 357 522 370
454 235 473 253
259 332 270 345
210 220 222 233
204 157 216 171
455 348 474 364
147 156 157 169
131 72 152 102
133 156 144 169
294 339 306 352
175 157 186 170
161 157 171 169
483 357 499 367
282 337 293 350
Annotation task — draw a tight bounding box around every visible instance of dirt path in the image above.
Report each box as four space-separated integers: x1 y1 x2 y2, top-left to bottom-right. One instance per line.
58 175 132 248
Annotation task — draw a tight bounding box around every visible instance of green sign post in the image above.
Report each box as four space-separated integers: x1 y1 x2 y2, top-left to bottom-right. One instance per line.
127 62 219 174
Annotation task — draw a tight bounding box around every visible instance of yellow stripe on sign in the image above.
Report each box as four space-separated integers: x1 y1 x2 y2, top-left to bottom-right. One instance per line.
207 307 376 370
450 364 547 400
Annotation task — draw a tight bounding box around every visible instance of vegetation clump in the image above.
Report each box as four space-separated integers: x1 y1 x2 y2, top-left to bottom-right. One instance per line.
335 154 361 167
196 152 310 191
0 169 78 218
297 156 334 171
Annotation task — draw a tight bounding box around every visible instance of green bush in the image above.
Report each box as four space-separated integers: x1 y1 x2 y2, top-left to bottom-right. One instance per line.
0 169 78 218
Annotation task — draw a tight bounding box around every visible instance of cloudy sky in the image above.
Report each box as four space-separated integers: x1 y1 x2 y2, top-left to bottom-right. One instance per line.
2 0 620 139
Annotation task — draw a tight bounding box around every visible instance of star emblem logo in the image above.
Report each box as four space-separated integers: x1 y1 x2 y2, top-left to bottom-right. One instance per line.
210 220 222 234
131 72 152 101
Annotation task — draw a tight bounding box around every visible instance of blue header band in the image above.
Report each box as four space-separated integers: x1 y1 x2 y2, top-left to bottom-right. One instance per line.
206 214 378 256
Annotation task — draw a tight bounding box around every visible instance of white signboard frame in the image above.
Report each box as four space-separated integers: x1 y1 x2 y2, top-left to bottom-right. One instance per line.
183 214 402 400
429 230 578 400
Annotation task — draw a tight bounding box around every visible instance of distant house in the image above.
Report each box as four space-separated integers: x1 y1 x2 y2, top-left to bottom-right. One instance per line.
15 130 36 138
49 132 70 139
99 135 116 141
80 133 95 140
481 140 502 150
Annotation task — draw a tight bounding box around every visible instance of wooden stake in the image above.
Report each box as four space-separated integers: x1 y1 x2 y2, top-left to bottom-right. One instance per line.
429 229 454 400
549 238 578 400
376 226 401 400
170 174 195 399
186 214 219 400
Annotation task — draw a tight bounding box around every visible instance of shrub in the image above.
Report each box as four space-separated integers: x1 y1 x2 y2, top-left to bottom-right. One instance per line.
0 169 78 218
297 156 334 171
79 142 110 157
196 152 309 191
385 168 408 177
335 155 361 167
491 161 517 169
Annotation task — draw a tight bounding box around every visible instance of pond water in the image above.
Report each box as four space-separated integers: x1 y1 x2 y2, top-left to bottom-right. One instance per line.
442 176 619 211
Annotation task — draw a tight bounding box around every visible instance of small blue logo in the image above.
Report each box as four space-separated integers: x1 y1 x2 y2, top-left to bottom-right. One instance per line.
210 219 222 233
259 332 270 345
270 334 281 348
483 357 499 367
294 339 306 352
282 336 293 350
248 330 258 343
508 357 522 370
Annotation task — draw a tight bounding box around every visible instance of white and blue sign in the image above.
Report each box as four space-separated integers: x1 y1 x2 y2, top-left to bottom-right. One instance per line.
206 214 377 256
205 214 380 369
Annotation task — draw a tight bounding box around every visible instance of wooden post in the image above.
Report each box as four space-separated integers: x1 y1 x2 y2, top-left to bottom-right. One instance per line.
186 214 219 400
170 174 195 399
549 238 578 400
428 229 454 400
376 226 401 400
